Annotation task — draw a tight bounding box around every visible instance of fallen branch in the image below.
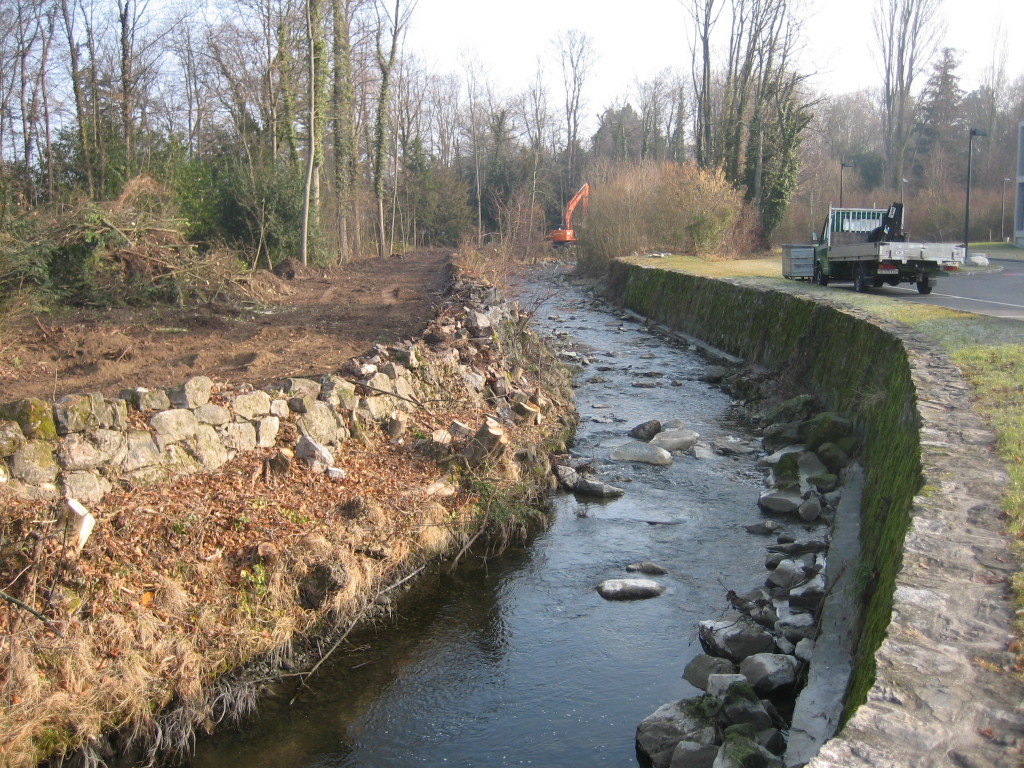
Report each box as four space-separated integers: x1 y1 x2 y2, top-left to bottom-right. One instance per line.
342 376 437 419
0 589 64 638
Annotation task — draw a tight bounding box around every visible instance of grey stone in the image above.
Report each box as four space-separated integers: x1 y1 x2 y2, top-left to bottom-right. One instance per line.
281 377 321 398
669 741 719 768
798 499 823 524
123 387 171 412
610 441 673 465
757 490 803 515
256 416 280 447
288 395 317 414
713 437 758 456
320 376 358 410
707 673 749 697
756 445 806 468
232 391 271 420
652 429 700 453
683 654 739 692
167 376 213 408
58 434 105 471
165 443 202 473
185 424 230 470
698 614 776 662
361 395 394 422
789 574 827 610
150 409 199 450
270 398 290 418
0 419 25 457
629 419 663 440
636 699 720 768
11 440 59 484
714 730 783 768
775 612 817 642
122 430 162 471
798 412 854 452
220 422 257 452
295 435 333 472
739 653 800 694
597 578 666 600
573 476 626 498
194 403 231 426
766 559 804 590
794 638 815 662
626 562 668 575
720 683 773 730
298 402 342 445
381 361 408 380
62 470 111 504
815 442 849 474
54 393 111 434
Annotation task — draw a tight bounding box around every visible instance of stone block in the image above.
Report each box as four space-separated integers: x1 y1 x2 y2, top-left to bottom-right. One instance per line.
167 376 214 409
0 398 57 440
62 471 111 505
257 416 280 447
150 409 199 451
10 440 58 485
187 424 231 470
0 419 26 457
232 391 271 420
220 422 257 452
195 402 231 425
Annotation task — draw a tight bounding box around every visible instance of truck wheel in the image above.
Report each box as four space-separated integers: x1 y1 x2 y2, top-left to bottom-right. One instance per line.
853 265 869 293
814 261 829 286
917 275 933 295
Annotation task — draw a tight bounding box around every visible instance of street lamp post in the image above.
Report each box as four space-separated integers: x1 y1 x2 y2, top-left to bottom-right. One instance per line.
964 128 987 263
840 158 856 207
901 178 908 205
1003 177 1012 243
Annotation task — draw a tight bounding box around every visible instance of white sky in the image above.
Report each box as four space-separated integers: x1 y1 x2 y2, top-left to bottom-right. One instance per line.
405 0 1022 131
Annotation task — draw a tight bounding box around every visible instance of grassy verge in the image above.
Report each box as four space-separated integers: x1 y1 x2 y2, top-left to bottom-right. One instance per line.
624 251 1024 641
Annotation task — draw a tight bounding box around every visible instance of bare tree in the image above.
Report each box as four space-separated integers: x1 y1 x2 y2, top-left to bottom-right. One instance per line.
556 28 595 186
873 0 944 188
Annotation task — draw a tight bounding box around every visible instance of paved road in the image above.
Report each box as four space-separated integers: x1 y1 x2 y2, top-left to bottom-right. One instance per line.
857 258 1024 320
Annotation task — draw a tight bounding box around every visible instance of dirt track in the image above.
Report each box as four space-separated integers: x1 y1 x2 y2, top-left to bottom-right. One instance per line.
0 250 451 402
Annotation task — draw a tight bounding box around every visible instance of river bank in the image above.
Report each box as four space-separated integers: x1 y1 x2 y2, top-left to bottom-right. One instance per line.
0 261 575 768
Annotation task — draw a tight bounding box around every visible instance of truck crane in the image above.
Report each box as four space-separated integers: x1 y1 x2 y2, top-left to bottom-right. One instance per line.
547 182 590 248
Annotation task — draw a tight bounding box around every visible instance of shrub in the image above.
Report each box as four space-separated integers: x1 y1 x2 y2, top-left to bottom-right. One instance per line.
577 161 748 271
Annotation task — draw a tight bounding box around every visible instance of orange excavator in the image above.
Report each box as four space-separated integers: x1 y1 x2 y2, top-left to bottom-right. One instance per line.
547 182 590 248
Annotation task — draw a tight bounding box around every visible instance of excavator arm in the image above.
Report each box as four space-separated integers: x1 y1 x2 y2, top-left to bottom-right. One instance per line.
548 183 590 247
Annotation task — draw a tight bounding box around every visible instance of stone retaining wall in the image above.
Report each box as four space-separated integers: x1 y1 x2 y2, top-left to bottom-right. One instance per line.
604 261 1023 767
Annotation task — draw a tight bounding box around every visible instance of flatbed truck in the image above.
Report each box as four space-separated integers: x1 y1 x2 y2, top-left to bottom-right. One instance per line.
785 203 964 294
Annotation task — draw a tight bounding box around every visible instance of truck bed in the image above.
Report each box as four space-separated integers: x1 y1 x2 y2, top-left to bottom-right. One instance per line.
827 241 962 264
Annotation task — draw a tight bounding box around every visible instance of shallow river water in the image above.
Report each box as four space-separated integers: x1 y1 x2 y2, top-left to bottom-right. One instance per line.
189 271 797 768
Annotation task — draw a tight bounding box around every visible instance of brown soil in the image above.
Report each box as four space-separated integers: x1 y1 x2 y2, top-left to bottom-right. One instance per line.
0 250 452 403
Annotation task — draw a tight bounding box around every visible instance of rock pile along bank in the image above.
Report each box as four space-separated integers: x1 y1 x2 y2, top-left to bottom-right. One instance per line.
0 265 577 768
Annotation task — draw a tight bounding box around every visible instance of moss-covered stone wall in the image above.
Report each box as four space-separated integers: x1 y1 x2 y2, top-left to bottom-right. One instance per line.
603 261 922 716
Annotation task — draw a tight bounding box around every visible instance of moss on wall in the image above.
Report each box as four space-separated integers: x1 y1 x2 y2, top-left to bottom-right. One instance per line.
603 261 923 718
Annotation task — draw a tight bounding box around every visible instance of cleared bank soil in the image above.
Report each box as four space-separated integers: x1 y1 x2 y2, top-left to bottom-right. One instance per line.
0 250 451 402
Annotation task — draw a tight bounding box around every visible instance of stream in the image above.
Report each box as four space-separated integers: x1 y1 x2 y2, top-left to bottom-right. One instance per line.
188 271 805 768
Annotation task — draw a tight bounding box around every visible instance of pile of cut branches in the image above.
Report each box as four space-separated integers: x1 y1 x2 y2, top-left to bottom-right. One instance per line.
0 177 258 309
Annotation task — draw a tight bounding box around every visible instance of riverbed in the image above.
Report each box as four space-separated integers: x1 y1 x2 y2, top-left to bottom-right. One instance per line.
188 270 800 768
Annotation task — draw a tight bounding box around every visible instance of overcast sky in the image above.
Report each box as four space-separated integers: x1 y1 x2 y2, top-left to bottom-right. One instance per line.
405 0 1020 129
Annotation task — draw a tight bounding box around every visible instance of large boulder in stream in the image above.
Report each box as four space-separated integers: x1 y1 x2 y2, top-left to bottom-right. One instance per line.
597 578 666 600
650 428 699 453
628 419 662 441
609 441 672 466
